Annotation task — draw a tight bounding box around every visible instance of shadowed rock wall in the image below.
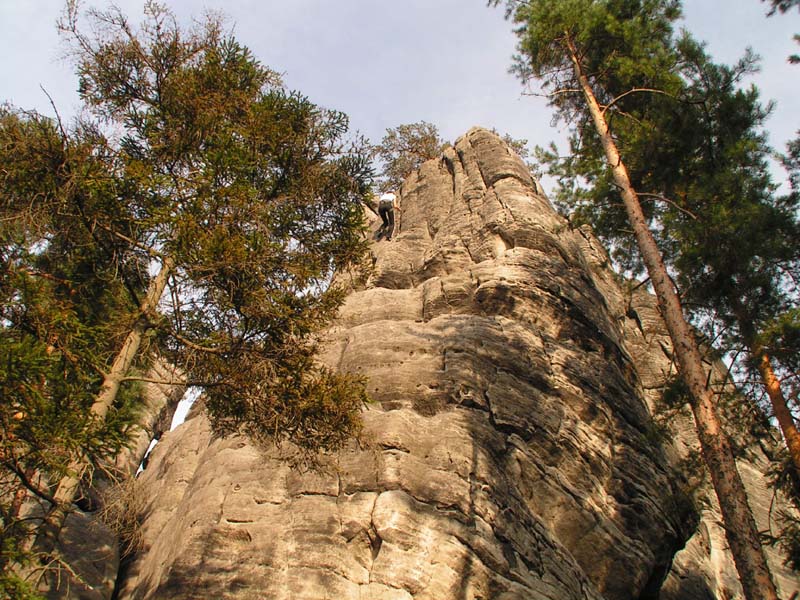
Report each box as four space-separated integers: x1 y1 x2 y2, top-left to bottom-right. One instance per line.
115 128 798 600
27 361 183 600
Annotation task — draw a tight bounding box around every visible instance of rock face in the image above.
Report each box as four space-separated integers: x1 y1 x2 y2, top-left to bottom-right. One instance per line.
29 362 183 600
116 128 798 600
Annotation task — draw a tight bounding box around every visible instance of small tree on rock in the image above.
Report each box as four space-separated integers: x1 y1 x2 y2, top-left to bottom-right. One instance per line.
372 121 446 191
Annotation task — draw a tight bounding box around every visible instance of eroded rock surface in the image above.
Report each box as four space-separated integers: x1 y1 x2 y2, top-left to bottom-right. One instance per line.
116 128 798 600
29 363 183 600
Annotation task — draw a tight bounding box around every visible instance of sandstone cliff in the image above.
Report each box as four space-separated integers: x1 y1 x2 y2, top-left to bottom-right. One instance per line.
27 361 183 600
110 128 797 600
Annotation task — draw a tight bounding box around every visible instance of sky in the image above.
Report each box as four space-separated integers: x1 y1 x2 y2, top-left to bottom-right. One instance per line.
0 0 798 191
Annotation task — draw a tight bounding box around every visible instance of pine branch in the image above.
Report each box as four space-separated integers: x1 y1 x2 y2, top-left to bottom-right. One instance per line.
2 457 58 505
637 192 699 220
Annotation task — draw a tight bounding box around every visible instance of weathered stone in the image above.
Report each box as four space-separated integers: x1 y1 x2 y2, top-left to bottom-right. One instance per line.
37 510 119 600
114 128 799 600
23 365 183 600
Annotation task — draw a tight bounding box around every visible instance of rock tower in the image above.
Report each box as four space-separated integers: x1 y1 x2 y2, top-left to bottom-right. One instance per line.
114 129 798 600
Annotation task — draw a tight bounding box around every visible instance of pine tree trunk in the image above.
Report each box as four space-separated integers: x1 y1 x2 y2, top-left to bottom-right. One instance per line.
565 35 779 600
733 299 800 483
32 256 175 555
758 349 800 475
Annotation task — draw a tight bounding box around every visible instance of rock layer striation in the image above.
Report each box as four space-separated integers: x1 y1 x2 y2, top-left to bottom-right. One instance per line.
116 128 798 600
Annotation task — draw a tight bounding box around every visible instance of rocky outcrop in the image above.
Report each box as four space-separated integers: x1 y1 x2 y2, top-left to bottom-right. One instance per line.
115 128 798 600
37 363 184 600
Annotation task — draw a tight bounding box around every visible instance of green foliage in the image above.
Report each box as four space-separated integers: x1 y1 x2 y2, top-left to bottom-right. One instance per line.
502 0 800 398
660 375 691 410
372 121 446 191
757 309 800 401
1 105 145 588
782 134 800 198
227 367 370 455
774 516 800 570
556 30 800 427
54 0 372 449
761 0 800 62
760 308 800 369
491 0 684 122
0 570 43 600
765 454 800 569
495 0 700 275
1 486 43 599
493 0 799 585
2 0 372 585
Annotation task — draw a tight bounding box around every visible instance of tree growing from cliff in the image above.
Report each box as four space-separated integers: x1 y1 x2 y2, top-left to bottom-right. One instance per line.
1 106 148 598
2 0 370 588
373 121 534 191
490 1 779 597
372 121 446 191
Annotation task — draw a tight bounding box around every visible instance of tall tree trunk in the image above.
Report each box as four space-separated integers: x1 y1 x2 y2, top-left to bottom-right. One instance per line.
565 35 779 600
734 301 800 476
31 256 175 556
733 300 800 479
758 349 800 475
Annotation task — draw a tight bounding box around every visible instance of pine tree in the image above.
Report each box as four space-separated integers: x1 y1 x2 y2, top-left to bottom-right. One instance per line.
490 1 779 597
2 0 371 588
541 34 800 478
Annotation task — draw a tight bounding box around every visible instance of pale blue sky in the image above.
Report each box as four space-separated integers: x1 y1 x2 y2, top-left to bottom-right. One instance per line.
1 1 797 189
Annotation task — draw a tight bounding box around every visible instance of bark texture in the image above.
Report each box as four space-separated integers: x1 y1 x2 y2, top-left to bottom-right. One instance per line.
758 351 800 476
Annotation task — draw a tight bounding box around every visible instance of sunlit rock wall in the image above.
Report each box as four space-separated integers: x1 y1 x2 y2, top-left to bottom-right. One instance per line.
115 128 798 600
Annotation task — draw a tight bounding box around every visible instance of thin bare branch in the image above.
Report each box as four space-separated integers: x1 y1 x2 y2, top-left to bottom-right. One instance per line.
117 375 217 387
168 330 227 355
39 86 67 140
90 219 164 258
2 458 58 505
601 87 673 115
609 109 645 129
638 192 699 220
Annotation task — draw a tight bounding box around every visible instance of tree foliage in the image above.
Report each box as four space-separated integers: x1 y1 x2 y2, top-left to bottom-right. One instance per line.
59 0 372 449
532 5 800 474
762 0 800 62
1 1 371 591
372 121 446 191
491 0 784 597
762 0 800 15
372 121 534 191
1 107 144 596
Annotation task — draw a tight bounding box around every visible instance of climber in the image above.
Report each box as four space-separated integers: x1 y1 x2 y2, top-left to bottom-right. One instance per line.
377 191 399 240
